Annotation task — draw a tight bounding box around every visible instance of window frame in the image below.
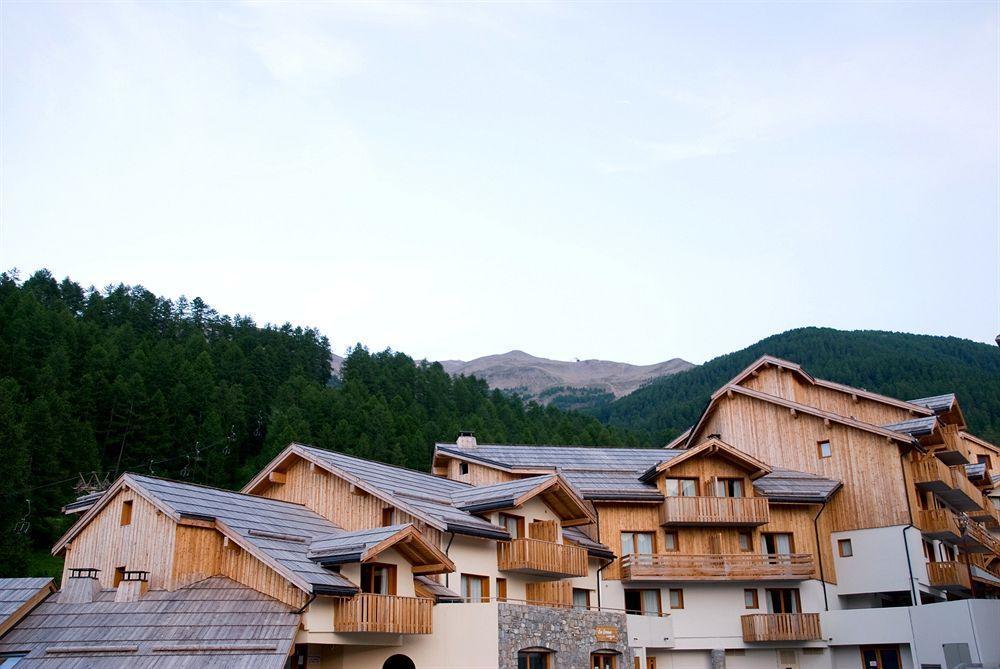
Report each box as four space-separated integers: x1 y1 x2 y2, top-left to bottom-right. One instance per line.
663 477 700 497
624 588 662 616
738 531 753 552
620 531 656 556
662 531 679 552
766 588 802 614
817 440 832 459
500 513 526 539
591 652 618 669
573 587 592 609
120 500 133 526
715 477 745 498
381 507 395 527
360 562 397 595
458 462 469 476
496 577 508 602
762 532 795 555
668 588 684 610
838 538 853 558
517 651 551 669
744 588 759 609
460 573 490 603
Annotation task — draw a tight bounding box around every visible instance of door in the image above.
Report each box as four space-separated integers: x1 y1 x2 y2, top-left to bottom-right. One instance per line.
861 646 901 669
766 588 801 613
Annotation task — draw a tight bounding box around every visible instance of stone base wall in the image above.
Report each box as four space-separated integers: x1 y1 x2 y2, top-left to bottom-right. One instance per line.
498 603 629 669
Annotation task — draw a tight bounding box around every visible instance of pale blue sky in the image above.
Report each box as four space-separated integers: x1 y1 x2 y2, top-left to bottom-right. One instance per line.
1 2 997 364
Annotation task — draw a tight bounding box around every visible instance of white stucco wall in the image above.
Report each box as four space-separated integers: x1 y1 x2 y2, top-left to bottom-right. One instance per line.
831 526 925 597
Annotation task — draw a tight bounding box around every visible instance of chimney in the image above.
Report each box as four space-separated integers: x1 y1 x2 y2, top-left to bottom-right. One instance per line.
456 431 477 449
114 570 150 602
61 568 102 603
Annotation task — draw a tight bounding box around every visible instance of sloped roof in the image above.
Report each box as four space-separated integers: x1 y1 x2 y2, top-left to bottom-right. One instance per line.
0 577 298 668
882 416 939 438
450 475 557 509
752 469 842 503
307 523 453 573
414 576 462 602
563 526 615 559
0 578 55 638
449 474 594 524
908 393 957 414
639 438 771 483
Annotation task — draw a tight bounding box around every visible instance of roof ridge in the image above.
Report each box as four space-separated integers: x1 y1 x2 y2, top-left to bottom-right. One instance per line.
294 442 474 488
127 472 315 509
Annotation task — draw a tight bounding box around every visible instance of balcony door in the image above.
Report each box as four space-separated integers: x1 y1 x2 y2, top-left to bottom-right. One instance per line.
360 563 396 595
663 478 699 497
624 589 662 616
861 646 900 669
621 531 655 556
762 533 793 555
766 588 801 614
715 478 745 497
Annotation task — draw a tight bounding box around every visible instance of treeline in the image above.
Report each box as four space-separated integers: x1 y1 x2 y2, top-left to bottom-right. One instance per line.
0 270 642 575
595 327 1000 445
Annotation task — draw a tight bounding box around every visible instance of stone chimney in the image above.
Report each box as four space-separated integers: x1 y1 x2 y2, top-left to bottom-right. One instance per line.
456 431 477 449
61 568 102 603
114 570 150 602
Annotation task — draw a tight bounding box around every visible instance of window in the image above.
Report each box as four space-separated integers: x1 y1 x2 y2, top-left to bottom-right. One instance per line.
120 500 133 526
496 577 507 602
620 531 655 556
715 478 744 497
838 539 853 557
592 653 617 669
460 574 489 602
381 507 395 527
861 646 901 669
738 531 753 552
361 563 396 595
0 654 27 668
668 588 684 609
518 651 550 669
459 462 469 475
664 478 698 497
818 440 832 458
500 513 525 539
977 454 992 468
113 566 126 587
762 533 794 555
573 588 591 609
922 540 936 563
744 589 759 609
624 589 661 616
663 532 679 552
766 588 801 614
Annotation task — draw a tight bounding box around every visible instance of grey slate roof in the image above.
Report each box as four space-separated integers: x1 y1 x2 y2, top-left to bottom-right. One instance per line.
752 469 842 503
435 443 678 501
563 526 615 559
308 524 410 564
965 462 987 479
450 475 556 511
0 578 52 632
0 577 299 668
881 416 939 437
292 444 509 539
414 576 462 602
908 393 957 414
128 474 358 594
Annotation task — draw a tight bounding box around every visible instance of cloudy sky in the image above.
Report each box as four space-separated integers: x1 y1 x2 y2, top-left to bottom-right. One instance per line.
1 2 997 364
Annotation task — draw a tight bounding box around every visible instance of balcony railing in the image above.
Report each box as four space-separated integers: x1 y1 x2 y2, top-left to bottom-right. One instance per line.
620 553 814 582
962 518 1000 556
934 425 972 465
916 508 962 542
913 457 952 493
968 503 1000 529
741 613 822 642
926 561 972 591
660 496 770 527
497 538 588 578
333 593 433 634
938 467 986 512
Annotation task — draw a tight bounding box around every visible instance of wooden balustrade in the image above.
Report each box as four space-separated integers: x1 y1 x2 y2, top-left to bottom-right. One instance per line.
333 593 433 634
962 518 1000 556
912 457 952 493
926 561 972 591
497 538 588 578
968 503 1000 528
741 613 822 642
916 508 962 541
934 425 972 465
660 496 770 527
620 553 814 581
938 466 986 512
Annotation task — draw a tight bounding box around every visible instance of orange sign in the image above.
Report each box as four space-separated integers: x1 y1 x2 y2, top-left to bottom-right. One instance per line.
595 626 619 643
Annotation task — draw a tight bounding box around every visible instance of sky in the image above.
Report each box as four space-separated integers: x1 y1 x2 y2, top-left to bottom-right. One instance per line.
1 2 998 365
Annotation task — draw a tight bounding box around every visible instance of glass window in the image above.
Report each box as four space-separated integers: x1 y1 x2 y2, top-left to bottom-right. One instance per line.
716 478 744 497
459 462 469 475
621 531 654 556
461 574 489 602
664 478 698 497
518 651 550 669
668 589 684 609
361 564 395 595
381 507 394 527
624 589 661 615
838 539 853 557
663 532 678 552
500 514 524 539
762 533 793 555
573 588 591 608
592 653 617 669
767 588 801 614
818 440 832 458
0 655 26 668
744 589 759 609
738 531 753 552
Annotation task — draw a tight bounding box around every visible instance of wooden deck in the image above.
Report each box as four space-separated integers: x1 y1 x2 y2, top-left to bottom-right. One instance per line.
926 561 971 591
497 538 588 578
938 466 986 512
916 508 962 542
659 496 770 527
620 553 814 581
333 593 434 634
934 425 973 465
968 503 1000 528
912 457 952 493
741 613 822 642
962 519 1000 556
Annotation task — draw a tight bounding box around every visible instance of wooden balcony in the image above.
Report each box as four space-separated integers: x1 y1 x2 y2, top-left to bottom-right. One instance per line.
938 467 985 512
916 508 962 542
913 457 952 493
933 425 972 465
497 538 588 578
660 496 770 527
961 519 1000 556
333 593 433 634
620 553 814 582
968 503 1000 529
926 561 972 591
741 613 822 642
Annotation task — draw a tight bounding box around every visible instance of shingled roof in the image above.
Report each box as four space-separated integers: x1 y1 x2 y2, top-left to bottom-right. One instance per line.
908 393 957 414
752 469 842 503
882 416 939 438
0 577 299 668
0 578 55 638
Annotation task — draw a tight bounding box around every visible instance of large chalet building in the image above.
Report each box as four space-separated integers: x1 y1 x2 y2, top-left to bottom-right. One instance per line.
0 356 998 669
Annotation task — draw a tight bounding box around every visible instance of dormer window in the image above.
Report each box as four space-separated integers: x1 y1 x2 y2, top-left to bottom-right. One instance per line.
459 462 469 476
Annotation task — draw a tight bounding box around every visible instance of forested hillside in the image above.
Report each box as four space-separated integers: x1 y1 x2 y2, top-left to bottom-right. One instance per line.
594 327 1000 445
0 270 641 576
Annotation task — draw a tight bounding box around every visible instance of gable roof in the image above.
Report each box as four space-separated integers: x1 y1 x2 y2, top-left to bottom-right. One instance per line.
414 575 462 602
908 393 957 414
882 416 940 438
728 356 934 417
752 469 843 503
449 474 595 525
244 444 509 540
307 523 454 574
686 384 918 449
0 576 299 668
434 443 673 502
639 438 772 483
53 473 358 596
562 526 615 560
0 578 55 639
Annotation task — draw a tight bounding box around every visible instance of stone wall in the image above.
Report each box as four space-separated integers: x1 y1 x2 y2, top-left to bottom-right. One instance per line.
498 602 629 669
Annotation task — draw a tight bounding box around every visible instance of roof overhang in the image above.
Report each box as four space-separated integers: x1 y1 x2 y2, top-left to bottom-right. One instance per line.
641 438 772 482
309 525 455 575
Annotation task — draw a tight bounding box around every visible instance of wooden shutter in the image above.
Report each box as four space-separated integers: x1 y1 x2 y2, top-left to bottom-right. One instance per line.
529 519 559 543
